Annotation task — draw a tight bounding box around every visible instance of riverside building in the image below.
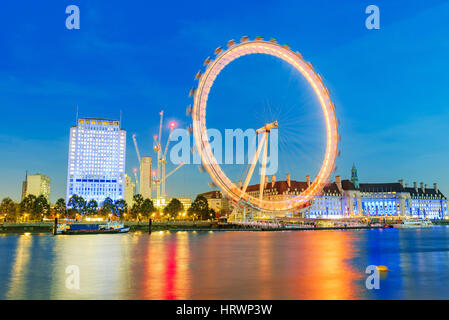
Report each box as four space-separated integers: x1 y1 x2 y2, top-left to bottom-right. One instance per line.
198 190 231 214
66 118 126 205
228 165 448 219
124 174 136 206
21 173 51 202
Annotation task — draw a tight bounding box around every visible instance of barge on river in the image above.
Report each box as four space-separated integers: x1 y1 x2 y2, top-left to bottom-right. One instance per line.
55 222 130 235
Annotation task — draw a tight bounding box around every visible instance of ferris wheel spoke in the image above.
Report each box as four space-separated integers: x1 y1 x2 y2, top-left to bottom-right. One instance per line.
259 132 269 202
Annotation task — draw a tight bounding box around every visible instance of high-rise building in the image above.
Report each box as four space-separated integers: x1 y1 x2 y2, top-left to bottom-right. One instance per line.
22 173 51 202
140 156 152 199
124 174 135 206
66 118 126 205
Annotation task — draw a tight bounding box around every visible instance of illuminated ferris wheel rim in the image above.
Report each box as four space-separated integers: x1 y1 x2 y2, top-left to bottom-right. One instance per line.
192 37 339 212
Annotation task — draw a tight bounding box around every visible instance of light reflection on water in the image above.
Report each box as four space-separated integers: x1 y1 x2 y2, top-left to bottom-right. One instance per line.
2 227 449 300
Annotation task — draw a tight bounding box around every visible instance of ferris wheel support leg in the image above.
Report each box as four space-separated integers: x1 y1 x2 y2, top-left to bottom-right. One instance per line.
259 132 269 202
241 133 267 196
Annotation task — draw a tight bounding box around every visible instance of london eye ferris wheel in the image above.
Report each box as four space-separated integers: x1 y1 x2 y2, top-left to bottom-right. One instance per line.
190 36 339 214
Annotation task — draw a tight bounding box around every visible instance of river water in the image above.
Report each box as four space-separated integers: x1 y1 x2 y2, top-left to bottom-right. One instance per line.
1 226 449 300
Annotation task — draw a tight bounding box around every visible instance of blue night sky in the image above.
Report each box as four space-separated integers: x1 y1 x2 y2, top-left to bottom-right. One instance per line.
0 0 448 203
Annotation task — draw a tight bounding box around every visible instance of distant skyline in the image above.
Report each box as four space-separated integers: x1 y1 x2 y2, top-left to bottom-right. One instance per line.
1 0 449 203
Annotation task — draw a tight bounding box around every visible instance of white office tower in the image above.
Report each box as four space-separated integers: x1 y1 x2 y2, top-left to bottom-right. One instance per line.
66 118 126 205
140 156 152 199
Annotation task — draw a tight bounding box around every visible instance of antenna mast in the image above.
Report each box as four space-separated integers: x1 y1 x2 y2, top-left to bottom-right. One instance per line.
75 106 79 124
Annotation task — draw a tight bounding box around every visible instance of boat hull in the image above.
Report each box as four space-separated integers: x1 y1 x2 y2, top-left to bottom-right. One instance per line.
56 227 130 235
393 224 433 229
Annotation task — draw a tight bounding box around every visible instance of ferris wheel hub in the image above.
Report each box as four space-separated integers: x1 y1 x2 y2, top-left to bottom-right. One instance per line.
256 121 279 134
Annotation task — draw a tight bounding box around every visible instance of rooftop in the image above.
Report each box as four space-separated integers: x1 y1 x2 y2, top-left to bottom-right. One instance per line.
79 117 119 121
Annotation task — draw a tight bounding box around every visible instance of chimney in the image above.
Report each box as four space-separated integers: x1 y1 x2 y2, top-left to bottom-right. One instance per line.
238 180 242 189
306 175 310 187
271 175 276 188
414 182 418 192
398 179 404 187
434 183 438 193
420 182 424 192
286 173 291 188
264 176 269 187
336 175 342 192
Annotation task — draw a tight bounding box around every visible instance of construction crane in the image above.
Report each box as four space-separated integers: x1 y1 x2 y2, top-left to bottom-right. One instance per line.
132 134 141 188
165 162 184 180
153 111 184 199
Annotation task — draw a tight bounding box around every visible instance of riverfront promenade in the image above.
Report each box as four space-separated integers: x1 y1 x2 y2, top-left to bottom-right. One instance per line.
0 221 225 234
2 219 448 234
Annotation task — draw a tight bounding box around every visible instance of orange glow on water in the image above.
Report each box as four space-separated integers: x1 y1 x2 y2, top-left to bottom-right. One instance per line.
141 232 190 299
289 231 362 299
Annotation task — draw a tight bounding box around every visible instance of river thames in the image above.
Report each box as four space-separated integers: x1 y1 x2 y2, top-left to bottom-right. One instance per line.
1 226 449 300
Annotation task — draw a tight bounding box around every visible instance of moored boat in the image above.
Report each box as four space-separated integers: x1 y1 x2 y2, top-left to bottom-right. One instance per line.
393 218 433 229
55 222 130 235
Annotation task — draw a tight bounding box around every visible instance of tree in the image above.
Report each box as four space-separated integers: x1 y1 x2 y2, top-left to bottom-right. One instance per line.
130 194 144 218
33 195 50 220
67 194 78 210
188 195 209 220
101 197 114 217
141 198 156 219
20 194 36 213
20 194 36 221
164 198 184 219
67 208 77 219
114 199 127 219
0 198 17 222
68 195 86 215
54 198 67 217
86 199 98 216
209 208 217 220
